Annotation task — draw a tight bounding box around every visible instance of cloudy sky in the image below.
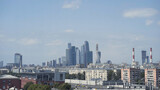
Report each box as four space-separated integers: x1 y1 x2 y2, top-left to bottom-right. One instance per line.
0 0 160 65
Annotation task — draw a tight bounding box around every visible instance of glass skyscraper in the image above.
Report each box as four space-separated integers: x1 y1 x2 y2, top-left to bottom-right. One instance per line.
142 50 146 65
14 53 22 67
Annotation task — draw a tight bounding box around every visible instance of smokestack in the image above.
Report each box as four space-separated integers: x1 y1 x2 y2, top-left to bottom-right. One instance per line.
150 48 152 63
132 48 135 62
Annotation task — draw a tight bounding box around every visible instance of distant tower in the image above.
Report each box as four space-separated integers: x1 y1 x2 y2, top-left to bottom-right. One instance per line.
95 44 101 64
150 48 152 63
132 48 135 62
142 50 146 65
14 53 22 67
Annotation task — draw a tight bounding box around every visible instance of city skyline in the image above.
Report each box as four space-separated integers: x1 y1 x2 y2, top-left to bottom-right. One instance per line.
0 0 160 65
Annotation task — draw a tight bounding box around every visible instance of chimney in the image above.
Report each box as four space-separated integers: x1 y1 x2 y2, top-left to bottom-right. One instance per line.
150 48 152 63
132 48 135 62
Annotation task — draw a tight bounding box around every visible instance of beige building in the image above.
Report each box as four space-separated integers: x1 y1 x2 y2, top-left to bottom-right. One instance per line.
145 68 160 87
121 68 140 84
85 69 108 81
69 68 86 74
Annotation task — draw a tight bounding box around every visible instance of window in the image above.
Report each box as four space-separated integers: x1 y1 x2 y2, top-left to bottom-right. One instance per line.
60 74 63 80
3 86 5 89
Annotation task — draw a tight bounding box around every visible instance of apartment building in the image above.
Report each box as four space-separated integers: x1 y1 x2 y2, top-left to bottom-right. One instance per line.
121 68 140 84
85 69 108 81
145 68 160 87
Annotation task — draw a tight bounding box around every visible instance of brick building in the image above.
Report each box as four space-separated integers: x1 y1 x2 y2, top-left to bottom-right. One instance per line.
0 75 21 90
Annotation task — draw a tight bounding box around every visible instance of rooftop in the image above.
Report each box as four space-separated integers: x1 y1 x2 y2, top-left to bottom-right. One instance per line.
0 74 19 79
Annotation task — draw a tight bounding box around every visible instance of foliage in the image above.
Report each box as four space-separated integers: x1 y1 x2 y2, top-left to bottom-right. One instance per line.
28 84 51 90
53 83 71 90
24 82 34 90
65 72 85 80
107 70 121 81
53 82 61 88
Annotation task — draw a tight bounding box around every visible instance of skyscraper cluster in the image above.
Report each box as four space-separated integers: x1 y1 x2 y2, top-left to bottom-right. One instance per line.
66 41 93 67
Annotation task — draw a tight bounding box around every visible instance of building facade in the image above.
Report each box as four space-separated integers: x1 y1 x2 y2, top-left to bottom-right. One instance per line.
145 68 160 87
14 53 22 67
21 70 65 88
95 44 101 64
85 69 108 81
0 75 21 90
121 68 140 84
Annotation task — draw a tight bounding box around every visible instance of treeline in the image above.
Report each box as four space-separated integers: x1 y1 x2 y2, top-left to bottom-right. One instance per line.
107 70 121 81
65 72 85 80
24 82 71 90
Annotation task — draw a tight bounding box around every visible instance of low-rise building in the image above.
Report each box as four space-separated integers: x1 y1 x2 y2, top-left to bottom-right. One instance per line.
21 69 65 88
0 75 21 90
0 68 9 74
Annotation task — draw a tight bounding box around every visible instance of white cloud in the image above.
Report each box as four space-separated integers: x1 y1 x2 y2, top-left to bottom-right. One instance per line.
65 29 74 33
145 20 153 26
157 21 160 26
45 40 63 46
123 8 158 18
62 0 81 9
19 38 38 45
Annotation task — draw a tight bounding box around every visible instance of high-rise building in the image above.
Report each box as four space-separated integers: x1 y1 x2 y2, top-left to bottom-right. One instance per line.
61 56 66 66
142 50 146 65
53 60 56 67
121 68 140 84
76 47 81 65
42 62 46 67
145 68 160 87
95 44 101 64
146 56 149 64
66 43 76 66
81 41 93 67
14 53 22 67
0 61 3 67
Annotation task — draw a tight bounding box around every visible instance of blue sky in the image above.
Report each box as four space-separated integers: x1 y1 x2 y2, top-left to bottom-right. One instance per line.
0 0 160 65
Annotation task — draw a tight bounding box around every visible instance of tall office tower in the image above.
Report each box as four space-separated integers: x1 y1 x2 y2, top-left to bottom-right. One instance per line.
132 48 135 62
95 44 101 64
81 45 85 64
58 58 62 65
146 56 149 64
49 61 53 67
14 53 22 67
142 50 146 65
47 61 50 67
76 47 81 65
66 43 76 66
0 61 3 67
150 48 152 63
61 56 66 66
52 60 56 67
81 41 93 67
42 62 46 67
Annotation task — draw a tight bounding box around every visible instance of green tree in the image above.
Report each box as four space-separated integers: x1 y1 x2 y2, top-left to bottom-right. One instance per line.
24 82 33 90
53 83 61 88
28 84 51 90
58 83 71 90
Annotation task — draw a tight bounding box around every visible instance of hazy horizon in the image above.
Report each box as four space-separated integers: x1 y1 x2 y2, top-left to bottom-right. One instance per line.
0 0 160 65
